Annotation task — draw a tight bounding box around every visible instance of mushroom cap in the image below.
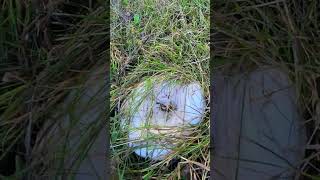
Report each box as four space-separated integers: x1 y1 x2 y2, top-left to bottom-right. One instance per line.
121 79 206 160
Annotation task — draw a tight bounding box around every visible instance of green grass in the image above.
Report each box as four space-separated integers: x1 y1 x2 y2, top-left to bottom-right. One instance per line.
111 0 209 179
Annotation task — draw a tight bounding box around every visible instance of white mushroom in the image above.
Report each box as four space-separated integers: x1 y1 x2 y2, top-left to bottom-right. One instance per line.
121 78 206 160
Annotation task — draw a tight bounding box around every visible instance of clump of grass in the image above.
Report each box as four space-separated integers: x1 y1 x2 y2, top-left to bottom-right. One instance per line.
213 0 320 179
111 0 209 179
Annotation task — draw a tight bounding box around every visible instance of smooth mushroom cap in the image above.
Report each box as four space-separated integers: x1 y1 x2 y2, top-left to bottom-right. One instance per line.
121 80 206 160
